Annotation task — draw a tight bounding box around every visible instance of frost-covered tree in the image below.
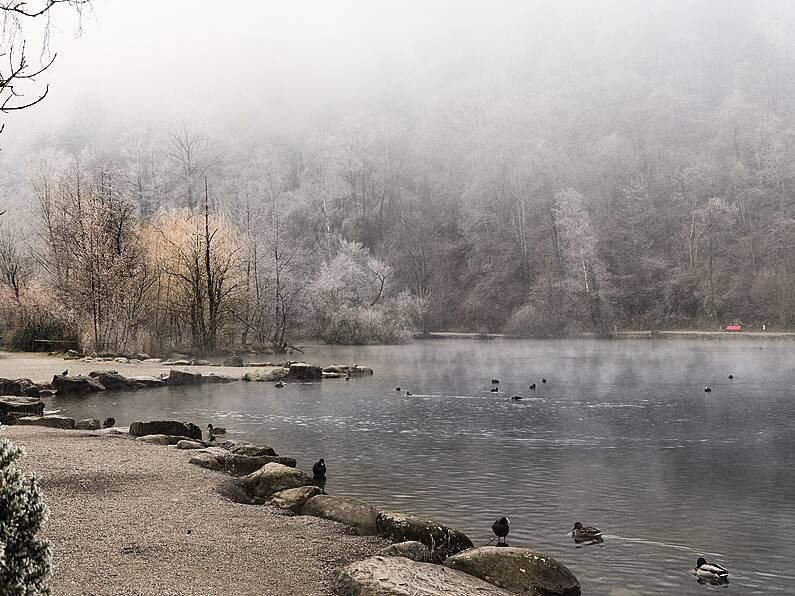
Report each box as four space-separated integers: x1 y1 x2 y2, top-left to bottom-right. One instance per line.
0 439 50 595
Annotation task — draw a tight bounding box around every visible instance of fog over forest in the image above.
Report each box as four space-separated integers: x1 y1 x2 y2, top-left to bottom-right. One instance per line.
2 0 795 353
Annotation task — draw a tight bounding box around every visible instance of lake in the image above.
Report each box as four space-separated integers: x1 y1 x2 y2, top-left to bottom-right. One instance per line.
46 339 795 595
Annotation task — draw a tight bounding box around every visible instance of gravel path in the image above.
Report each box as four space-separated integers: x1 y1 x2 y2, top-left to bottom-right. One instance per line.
3 426 386 595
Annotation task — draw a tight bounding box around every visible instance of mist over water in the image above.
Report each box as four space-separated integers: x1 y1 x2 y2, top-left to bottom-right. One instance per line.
49 339 795 594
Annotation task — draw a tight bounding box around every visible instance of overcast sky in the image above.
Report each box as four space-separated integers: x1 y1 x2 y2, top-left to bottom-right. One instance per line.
2 0 792 156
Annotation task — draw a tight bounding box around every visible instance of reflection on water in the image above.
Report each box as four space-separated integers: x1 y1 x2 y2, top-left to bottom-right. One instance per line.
48 339 795 594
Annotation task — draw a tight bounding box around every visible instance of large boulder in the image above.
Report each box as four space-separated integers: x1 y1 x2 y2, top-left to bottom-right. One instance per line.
15 415 76 429
242 367 289 382
301 494 379 535
88 371 135 390
0 378 23 395
379 541 433 562
223 355 244 367
15 378 39 398
52 374 106 394
137 434 194 445
286 362 322 380
0 396 44 423
269 485 324 514
443 547 581 596
75 418 101 430
322 364 374 376
239 462 313 502
376 511 474 558
335 556 511 596
129 420 202 440
221 441 278 457
127 376 166 388
163 370 204 386
188 449 296 476
201 374 235 384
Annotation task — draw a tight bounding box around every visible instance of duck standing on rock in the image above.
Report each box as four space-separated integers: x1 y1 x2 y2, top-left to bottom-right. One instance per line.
312 458 326 479
207 423 226 438
571 521 603 543
692 557 729 584
102 417 115 428
492 517 510 546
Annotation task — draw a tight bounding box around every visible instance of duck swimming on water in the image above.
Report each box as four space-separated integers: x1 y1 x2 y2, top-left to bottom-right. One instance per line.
511 395 523 401
692 557 729 582
704 387 712 393
490 387 499 393
571 521 602 543
275 381 285 388
529 383 536 390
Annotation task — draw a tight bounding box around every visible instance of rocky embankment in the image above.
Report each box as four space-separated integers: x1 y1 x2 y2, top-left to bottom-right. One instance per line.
15 416 578 595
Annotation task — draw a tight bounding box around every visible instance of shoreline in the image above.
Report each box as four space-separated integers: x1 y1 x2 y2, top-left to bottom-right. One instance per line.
416 330 795 340
3 426 387 595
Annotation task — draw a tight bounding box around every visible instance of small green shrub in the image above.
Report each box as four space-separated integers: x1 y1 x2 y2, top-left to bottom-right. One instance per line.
0 439 51 595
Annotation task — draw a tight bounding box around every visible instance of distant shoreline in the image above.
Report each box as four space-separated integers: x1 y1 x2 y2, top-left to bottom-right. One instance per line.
414 330 795 341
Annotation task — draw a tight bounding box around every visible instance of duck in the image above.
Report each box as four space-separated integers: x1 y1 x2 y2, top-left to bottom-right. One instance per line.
704 387 712 393
275 381 285 388
728 374 734 379
491 379 500 384
541 378 547 384
571 521 602 543
345 374 351 381
405 391 412 396
207 423 226 435
395 387 401 391
529 383 536 390
61 369 69 377
102 417 116 428
492 517 510 545
692 557 729 581
490 387 499 393
312 458 327 479
511 395 523 401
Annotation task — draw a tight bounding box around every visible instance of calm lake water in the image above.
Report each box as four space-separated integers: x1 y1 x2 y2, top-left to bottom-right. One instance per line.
47 339 795 595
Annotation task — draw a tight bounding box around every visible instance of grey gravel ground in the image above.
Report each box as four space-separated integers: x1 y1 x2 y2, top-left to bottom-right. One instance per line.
3 426 387 595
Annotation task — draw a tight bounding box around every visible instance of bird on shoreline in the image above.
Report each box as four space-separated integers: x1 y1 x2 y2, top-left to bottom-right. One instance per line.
692 557 729 582
61 369 68 376
571 521 602 543
102 417 115 428
492 517 510 546
312 458 326 479
207 423 226 434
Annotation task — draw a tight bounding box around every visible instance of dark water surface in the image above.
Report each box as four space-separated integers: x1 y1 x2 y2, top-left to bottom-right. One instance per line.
49 339 795 595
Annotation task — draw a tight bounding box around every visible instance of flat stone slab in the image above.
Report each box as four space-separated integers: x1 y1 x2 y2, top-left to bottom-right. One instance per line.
0 396 45 423
15 415 76 429
240 462 313 501
188 449 296 476
269 485 324 514
335 556 512 595
301 494 379 535
444 547 581 596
